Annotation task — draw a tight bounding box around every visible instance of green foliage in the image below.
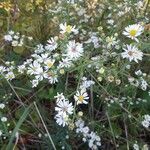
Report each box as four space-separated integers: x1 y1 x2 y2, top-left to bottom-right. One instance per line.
0 0 150 149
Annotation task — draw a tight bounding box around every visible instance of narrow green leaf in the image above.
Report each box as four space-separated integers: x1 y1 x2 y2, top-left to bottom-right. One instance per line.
6 105 32 150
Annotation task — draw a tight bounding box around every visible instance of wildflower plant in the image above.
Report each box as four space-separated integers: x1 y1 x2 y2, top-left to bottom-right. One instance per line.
0 0 150 149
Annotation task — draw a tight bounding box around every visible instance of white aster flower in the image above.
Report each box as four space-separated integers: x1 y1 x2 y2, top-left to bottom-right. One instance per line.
66 40 83 60
58 58 72 68
55 95 73 127
82 126 90 134
75 118 85 129
0 66 6 73
35 44 45 53
55 99 74 117
74 89 89 105
35 70 44 81
80 77 95 89
4 34 12 41
27 61 42 75
32 53 49 63
90 35 100 48
27 60 44 81
106 36 118 48
44 71 58 84
59 22 78 34
123 24 144 42
55 114 69 127
45 37 58 51
18 65 26 74
54 93 66 102
5 71 15 80
140 78 148 91
121 45 143 63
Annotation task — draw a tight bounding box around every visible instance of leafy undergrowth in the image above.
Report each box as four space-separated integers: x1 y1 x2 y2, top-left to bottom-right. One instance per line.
0 0 150 149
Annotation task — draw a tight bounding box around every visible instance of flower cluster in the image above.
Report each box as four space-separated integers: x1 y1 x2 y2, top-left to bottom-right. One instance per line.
122 24 144 63
54 88 90 127
4 31 32 47
54 89 100 149
0 0 150 149
0 94 12 139
75 119 101 150
55 93 74 127
128 70 148 91
0 61 15 81
14 23 84 87
79 77 95 89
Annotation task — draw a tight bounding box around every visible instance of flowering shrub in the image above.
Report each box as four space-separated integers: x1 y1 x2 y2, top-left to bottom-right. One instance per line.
0 0 150 149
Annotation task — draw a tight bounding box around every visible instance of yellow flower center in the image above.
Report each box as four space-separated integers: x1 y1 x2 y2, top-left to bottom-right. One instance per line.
60 69 65 74
129 30 137 37
66 25 72 33
78 95 84 102
46 61 54 68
